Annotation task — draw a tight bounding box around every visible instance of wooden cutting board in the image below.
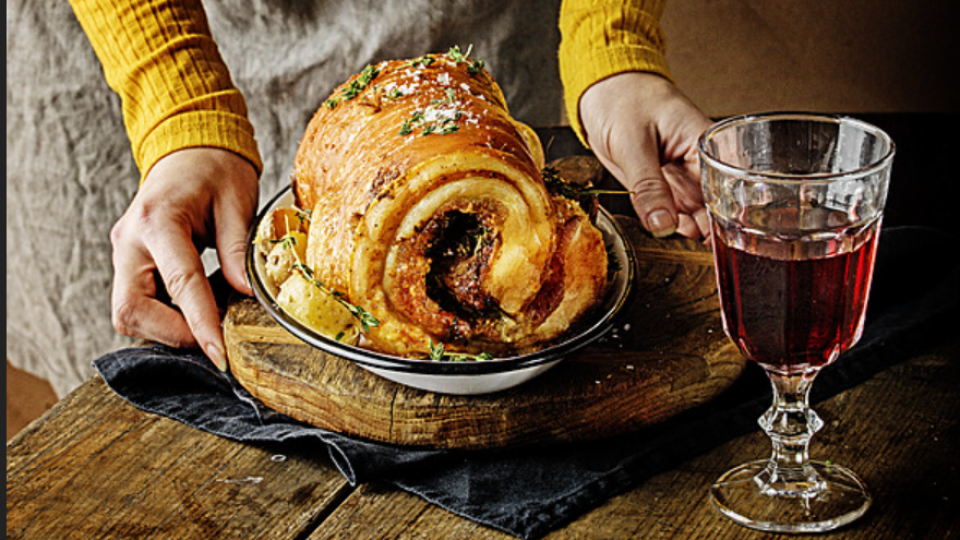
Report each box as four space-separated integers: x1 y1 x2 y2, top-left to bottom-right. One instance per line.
224 210 746 450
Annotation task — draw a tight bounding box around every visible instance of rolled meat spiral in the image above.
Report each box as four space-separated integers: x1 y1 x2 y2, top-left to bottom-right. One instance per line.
292 49 608 357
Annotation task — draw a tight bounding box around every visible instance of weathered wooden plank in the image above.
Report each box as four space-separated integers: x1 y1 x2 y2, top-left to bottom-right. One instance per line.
6 377 352 540
301 340 960 539
305 483 516 540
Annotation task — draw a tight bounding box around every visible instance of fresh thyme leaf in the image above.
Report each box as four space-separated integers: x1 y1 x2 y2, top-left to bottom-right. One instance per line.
292 262 314 278
426 340 494 362
358 64 379 85
428 340 446 361
410 55 436 68
324 64 381 109
447 44 484 76
346 304 380 333
438 121 459 135
447 45 468 63
399 107 462 137
279 234 297 250
296 209 312 225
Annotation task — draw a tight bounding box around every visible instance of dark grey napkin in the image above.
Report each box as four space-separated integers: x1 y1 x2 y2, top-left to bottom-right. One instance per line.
93 226 958 540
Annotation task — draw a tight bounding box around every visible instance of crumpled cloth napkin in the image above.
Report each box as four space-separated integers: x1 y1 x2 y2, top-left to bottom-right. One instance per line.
94 226 958 539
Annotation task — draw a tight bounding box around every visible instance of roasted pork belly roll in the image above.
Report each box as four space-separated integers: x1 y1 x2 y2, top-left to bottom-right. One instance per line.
291 49 608 356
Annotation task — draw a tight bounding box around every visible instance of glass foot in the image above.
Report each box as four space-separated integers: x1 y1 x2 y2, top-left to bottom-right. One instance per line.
710 459 871 533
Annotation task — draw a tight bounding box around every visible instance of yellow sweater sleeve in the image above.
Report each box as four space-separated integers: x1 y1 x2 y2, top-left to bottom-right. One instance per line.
558 0 673 147
69 0 262 184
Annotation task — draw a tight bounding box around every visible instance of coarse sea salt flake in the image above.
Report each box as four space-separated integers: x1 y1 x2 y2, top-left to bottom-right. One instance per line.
422 105 459 123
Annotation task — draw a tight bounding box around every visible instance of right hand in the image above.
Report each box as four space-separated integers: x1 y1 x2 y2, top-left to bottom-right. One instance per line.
579 72 713 239
109 147 259 370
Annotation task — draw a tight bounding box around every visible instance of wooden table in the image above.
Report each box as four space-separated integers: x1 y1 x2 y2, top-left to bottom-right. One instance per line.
8 117 959 539
7 336 958 539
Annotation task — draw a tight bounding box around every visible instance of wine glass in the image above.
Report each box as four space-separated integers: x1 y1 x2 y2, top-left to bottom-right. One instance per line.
698 112 894 533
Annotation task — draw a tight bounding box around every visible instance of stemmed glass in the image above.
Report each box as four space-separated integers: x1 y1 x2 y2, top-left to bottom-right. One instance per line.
698 113 894 533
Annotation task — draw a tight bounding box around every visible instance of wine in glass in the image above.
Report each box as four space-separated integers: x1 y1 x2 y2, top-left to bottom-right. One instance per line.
698 112 894 533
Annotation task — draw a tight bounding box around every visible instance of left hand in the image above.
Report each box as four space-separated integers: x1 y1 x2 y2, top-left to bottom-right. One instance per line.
109 147 259 370
579 71 713 239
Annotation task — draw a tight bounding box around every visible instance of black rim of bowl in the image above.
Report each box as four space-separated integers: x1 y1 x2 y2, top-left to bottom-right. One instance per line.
245 185 635 376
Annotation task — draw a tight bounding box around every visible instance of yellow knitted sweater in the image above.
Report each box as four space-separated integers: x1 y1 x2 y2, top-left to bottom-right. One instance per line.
69 0 669 181
559 0 672 144
69 0 262 183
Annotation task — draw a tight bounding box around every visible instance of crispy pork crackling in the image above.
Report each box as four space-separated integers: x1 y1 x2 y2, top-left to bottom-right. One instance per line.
258 48 609 358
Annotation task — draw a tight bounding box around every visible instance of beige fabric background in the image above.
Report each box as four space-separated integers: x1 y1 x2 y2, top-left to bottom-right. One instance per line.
662 0 959 115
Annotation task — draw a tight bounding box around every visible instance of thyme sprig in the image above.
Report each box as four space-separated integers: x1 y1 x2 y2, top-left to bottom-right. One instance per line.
289 263 380 333
409 55 436 68
324 64 380 109
274 234 298 251
428 340 494 362
541 167 633 200
384 86 406 100
446 45 485 75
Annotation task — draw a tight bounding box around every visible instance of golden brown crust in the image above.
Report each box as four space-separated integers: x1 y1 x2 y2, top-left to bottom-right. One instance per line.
292 52 607 357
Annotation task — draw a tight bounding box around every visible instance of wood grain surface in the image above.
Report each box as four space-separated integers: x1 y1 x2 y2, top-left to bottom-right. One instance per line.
224 214 745 449
5 377 351 540
9 338 955 539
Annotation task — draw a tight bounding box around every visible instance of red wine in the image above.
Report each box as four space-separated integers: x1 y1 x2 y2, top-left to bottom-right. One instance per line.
712 208 881 373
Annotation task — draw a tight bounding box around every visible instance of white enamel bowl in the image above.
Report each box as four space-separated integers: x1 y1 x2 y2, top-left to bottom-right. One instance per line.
247 186 635 394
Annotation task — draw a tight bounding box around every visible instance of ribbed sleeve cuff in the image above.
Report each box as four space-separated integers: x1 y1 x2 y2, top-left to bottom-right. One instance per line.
137 106 263 184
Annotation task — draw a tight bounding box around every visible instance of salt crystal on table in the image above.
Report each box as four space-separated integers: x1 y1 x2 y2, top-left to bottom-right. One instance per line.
216 476 264 485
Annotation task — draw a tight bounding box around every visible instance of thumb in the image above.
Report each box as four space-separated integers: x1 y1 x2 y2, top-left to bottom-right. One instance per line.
215 194 256 297
626 161 679 239
217 212 254 296
595 132 679 239
214 155 259 297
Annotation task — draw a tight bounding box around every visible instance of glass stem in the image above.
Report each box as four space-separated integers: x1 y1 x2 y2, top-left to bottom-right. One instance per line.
756 369 825 496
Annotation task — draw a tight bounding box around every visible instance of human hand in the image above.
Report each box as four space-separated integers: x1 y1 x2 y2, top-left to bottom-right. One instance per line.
109 148 259 370
579 72 713 239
